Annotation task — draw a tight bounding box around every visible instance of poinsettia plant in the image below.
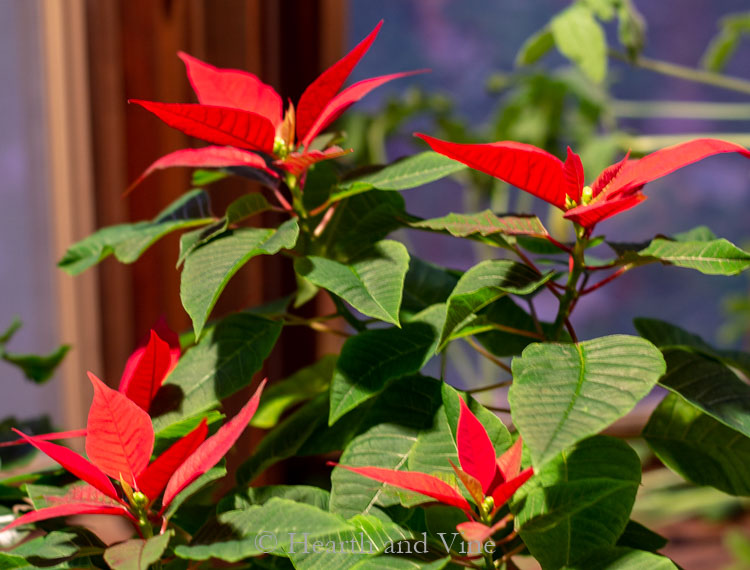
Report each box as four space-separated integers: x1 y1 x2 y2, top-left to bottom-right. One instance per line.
6 7 750 570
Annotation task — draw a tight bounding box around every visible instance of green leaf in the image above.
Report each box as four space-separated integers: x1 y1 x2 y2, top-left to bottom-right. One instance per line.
181 218 299 337
509 335 665 467
634 317 750 378
701 13 750 72
152 313 282 435
175 498 409 562
411 211 548 240
238 375 445 486
561 546 678 569
296 240 409 327
10 529 105 565
251 355 337 429
301 161 337 212
516 27 555 66
332 152 466 201
637 237 750 275
318 191 406 261
238 394 329 485
153 410 224 454
103 532 173 570
0 318 21 344
657 350 750 440
617 0 646 57
59 190 213 275
352 555 450 569
551 4 608 83
440 260 553 349
329 391 453 519
616 520 668 553
286 514 413 569
192 168 229 186
329 304 444 424
582 0 617 20
644 392 750 496
513 437 641 569
0 552 27 568
518 235 569 254
178 194 272 264
2 345 70 384
401 257 459 315
220 484 330 513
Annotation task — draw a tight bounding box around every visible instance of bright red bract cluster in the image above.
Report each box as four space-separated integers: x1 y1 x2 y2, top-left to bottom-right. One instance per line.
3 322 265 535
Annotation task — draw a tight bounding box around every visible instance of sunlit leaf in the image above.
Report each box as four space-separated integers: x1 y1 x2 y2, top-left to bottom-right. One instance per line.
513 437 641 568
510 335 665 466
296 240 409 327
181 219 299 337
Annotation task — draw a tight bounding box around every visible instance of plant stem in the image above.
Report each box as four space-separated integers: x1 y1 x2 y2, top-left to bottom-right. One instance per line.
552 231 586 340
580 265 631 295
488 323 545 340
465 337 512 373
526 298 544 337
483 547 495 570
564 318 578 343
467 379 512 393
610 50 750 96
512 245 561 301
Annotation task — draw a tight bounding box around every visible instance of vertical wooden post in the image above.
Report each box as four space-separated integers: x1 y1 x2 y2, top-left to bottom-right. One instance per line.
40 0 101 435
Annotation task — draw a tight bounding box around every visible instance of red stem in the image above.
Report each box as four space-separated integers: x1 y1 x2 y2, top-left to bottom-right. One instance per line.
580 266 630 295
313 203 338 237
543 234 572 253
270 185 293 211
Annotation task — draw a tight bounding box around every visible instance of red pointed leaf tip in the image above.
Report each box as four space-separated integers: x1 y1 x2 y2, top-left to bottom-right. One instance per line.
296 20 383 144
602 138 750 198
130 100 275 153
1 504 131 533
563 147 584 203
275 147 353 176
456 521 495 543
0 428 86 448
119 326 179 412
495 438 523 482
178 51 282 126
136 419 208 502
449 460 485 506
456 396 497 494
336 464 472 513
86 372 154 485
161 379 267 509
415 134 568 209
564 193 646 228
11 429 119 501
301 70 427 148
126 146 277 195
490 467 534 514
565 138 750 229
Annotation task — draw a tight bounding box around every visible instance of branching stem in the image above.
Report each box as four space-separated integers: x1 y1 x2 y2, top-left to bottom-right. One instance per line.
464 337 512 373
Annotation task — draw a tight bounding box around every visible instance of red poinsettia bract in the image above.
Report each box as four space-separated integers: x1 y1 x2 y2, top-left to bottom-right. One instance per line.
129 21 424 191
1 328 265 536
335 397 533 543
417 134 750 232
0 320 181 450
